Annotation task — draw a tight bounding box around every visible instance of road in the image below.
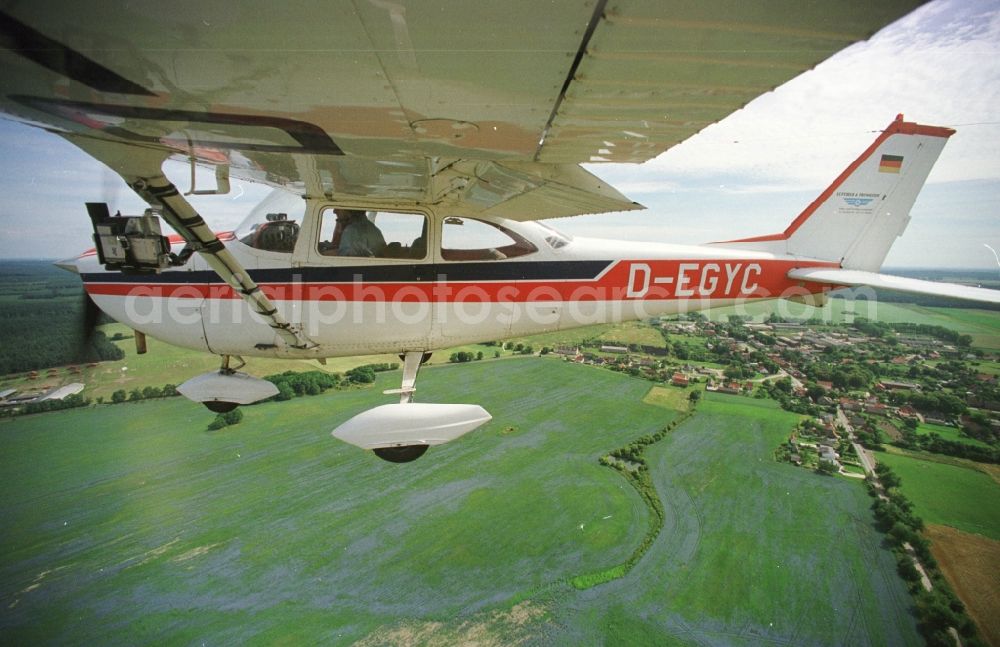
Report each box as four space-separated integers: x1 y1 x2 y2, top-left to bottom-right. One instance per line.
837 407 876 476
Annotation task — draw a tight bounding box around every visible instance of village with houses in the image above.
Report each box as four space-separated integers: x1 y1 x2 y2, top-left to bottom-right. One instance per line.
538 307 999 475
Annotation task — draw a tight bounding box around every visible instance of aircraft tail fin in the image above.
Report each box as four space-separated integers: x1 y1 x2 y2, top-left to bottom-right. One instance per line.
715 116 955 271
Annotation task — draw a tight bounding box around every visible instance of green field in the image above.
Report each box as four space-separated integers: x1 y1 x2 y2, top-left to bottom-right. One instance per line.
0 360 659 644
536 392 919 646
876 450 1000 541
915 421 993 449
642 385 696 411
0 318 670 403
703 298 1000 349
0 361 920 644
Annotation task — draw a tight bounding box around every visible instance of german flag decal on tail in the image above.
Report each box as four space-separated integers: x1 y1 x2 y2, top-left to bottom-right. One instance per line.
879 154 903 173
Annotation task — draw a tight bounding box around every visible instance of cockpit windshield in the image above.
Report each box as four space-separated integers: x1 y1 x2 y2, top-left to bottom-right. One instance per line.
534 221 573 249
233 189 305 253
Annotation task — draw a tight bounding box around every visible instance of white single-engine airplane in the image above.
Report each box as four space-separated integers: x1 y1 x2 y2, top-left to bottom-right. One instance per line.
1 1 996 461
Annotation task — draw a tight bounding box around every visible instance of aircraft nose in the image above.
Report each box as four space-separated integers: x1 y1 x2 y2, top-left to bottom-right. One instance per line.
53 257 79 274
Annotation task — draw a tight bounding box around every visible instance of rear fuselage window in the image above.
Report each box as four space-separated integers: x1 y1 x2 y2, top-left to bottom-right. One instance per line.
441 217 537 261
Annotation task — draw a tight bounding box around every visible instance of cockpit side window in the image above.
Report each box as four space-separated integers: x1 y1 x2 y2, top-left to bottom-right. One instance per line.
440 217 537 261
317 209 427 259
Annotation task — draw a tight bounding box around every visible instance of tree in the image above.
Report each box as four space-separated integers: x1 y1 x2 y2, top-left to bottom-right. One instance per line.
816 459 838 475
275 382 294 401
877 466 902 490
896 553 920 582
723 364 746 380
688 390 701 403
347 365 376 383
805 382 825 401
111 389 126 403
208 408 243 430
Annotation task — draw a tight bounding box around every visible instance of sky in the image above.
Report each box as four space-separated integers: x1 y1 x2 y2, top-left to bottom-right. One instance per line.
0 0 998 269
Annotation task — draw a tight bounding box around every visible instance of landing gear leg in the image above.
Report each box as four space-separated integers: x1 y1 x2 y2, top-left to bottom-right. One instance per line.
221 354 245 374
202 355 245 412
384 351 432 404
370 351 432 462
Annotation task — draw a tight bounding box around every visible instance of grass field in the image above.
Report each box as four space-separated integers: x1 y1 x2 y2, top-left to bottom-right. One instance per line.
915 421 993 449
703 298 1000 349
0 360 659 644
596 321 667 348
875 450 1000 540
642 385 696 412
0 362 921 644
531 392 920 645
0 318 669 403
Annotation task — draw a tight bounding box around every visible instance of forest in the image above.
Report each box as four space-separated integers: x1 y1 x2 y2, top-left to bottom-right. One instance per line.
0 261 123 375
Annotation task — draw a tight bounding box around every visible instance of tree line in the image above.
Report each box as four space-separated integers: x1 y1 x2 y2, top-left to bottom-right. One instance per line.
573 405 698 589
868 463 985 646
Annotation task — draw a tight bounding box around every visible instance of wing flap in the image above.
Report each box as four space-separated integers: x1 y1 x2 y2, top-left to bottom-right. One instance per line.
788 268 1000 305
538 0 925 163
464 162 642 220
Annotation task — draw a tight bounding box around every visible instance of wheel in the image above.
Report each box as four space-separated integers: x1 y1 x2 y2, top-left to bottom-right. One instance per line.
373 444 429 463
204 400 239 413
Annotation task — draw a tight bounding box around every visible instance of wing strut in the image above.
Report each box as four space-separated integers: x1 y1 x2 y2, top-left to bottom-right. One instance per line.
132 174 317 351
58 133 316 351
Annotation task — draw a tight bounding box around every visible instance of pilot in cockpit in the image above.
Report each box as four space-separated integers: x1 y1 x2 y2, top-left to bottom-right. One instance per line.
323 209 386 257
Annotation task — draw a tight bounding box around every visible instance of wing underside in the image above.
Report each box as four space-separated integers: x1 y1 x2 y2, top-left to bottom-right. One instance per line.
788 268 1000 305
0 1 923 216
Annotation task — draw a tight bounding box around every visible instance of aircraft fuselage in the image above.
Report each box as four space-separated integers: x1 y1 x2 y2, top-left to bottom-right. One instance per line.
73 208 835 358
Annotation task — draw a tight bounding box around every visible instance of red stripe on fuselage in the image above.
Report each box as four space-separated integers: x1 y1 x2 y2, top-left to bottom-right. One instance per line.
82 259 839 302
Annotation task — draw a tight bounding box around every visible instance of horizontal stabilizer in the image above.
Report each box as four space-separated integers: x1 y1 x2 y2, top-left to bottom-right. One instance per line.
788 268 1000 305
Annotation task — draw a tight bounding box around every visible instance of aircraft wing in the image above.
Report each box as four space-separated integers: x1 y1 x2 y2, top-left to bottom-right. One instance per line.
788 268 1000 305
0 1 924 218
